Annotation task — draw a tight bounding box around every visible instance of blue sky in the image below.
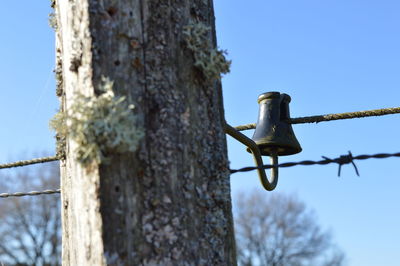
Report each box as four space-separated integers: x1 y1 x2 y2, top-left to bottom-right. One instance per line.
0 1 399 265
215 1 400 265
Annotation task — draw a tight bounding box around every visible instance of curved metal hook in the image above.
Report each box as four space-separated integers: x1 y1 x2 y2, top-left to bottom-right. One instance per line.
225 123 279 191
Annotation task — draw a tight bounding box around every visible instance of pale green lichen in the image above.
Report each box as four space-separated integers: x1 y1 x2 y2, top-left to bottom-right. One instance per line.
48 12 57 30
183 22 231 81
50 110 67 139
50 77 144 166
55 55 63 97
49 110 67 158
49 0 57 30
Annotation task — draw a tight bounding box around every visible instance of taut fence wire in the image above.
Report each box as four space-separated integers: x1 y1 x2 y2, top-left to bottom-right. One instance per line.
234 106 400 131
1 106 399 197
230 151 400 176
0 189 61 198
0 156 60 170
0 156 61 198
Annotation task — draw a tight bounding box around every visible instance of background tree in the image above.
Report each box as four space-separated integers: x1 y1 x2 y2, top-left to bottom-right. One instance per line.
0 162 61 266
234 191 345 266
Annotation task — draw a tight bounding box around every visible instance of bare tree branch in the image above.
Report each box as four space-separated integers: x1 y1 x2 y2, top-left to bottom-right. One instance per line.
0 162 61 265
234 191 346 266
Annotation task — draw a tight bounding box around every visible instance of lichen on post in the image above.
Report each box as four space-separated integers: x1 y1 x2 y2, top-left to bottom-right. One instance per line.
183 22 231 82
55 0 237 264
50 76 144 167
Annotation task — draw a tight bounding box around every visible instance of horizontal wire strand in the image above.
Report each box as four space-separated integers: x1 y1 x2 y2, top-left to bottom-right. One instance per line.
0 108 398 197
291 107 400 124
1 152 399 196
0 156 60 170
235 106 400 131
230 152 400 174
1 108 398 168
0 189 61 198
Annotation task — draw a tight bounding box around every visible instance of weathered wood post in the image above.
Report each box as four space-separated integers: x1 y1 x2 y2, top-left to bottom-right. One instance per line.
53 0 236 264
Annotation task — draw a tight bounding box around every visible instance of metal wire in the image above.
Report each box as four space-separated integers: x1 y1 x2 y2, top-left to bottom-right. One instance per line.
235 107 400 131
0 189 61 198
0 151 398 196
0 156 62 198
234 123 257 131
1 108 397 169
0 156 60 170
0 105 398 195
291 107 400 124
230 152 400 175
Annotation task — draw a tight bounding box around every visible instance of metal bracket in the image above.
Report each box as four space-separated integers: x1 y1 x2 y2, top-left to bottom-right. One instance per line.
225 123 279 191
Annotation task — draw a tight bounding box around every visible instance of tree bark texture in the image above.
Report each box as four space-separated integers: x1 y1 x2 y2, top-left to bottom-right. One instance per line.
55 0 236 265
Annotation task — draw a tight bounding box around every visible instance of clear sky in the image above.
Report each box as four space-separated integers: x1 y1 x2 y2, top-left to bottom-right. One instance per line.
0 1 399 265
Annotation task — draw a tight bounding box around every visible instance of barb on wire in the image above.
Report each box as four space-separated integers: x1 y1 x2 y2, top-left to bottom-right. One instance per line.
322 151 359 176
235 106 400 131
230 151 400 176
0 156 60 170
0 189 61 198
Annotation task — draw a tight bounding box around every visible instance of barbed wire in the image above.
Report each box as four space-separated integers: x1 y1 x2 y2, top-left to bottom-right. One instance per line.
0 107 398 196
1 107 397 169
230 151 400 176
1 152 399 197
0 156 60 170
235 106 400 131
0 189 61 198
